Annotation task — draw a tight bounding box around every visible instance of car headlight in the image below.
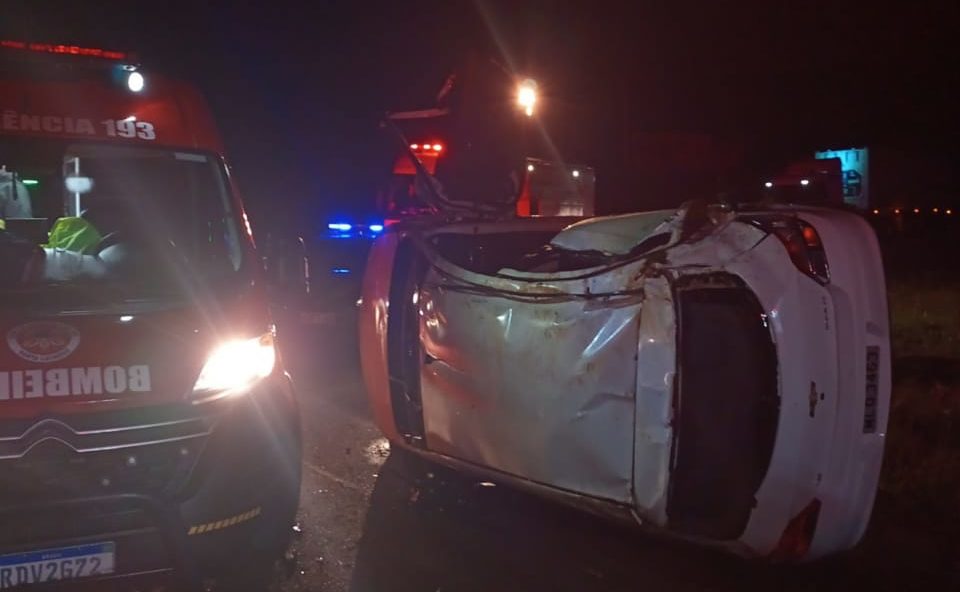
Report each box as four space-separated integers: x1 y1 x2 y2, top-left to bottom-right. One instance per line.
192 332 276 399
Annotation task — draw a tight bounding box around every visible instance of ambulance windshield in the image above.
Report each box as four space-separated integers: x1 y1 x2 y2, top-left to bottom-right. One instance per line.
0 138 245 303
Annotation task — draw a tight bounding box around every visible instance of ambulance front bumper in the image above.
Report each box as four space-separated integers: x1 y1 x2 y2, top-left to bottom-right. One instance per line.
0 372 302 587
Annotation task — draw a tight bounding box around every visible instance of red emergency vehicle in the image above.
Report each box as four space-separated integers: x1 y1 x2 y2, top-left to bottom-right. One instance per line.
763 158 844 207
385 145 596 220
0 41 301 589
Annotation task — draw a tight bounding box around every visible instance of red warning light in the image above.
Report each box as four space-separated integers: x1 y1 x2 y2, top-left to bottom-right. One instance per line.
0 39 127 60
410 142 444 153
801 225 821 248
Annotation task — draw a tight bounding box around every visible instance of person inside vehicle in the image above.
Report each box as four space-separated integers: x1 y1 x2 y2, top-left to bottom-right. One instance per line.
10 173 132 284
0 166 41 287
2 161 173 287
0 218 42 288
41 192 154 282
0 165 34 219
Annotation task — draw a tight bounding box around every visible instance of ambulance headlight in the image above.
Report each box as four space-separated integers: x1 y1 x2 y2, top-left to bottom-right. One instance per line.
192 333 276 399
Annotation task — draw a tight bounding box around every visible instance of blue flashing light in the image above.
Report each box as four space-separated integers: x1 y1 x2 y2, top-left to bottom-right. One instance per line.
369 224 384 232
328 222 353 232
332 267 351 275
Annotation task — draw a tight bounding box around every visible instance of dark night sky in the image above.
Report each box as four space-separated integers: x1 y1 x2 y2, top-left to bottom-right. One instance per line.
2 1 958 230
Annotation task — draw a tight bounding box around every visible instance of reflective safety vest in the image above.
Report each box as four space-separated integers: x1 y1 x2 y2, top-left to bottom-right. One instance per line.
44 217 102 254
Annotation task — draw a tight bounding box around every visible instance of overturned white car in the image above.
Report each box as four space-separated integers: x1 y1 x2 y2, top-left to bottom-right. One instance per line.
358 201 890 561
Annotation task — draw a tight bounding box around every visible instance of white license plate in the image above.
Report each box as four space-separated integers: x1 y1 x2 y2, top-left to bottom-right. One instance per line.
864 346 880 433
0 542 115 588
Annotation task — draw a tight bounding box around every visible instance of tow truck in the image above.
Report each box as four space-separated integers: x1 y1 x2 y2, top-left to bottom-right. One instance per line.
0 40 301 589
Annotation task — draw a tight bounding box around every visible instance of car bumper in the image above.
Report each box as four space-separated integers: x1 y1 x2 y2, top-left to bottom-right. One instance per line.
799 209 891 559
727 209 891 560
0 372 302 586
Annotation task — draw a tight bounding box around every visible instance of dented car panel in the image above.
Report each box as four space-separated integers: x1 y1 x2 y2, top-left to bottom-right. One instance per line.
359 204 891 561
549 209 676 254
419 280 641 503
358 230 404 444
632 276 676 523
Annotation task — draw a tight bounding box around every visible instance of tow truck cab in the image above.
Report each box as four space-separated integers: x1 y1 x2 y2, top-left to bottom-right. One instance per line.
0 41 301 588
305 136 599 330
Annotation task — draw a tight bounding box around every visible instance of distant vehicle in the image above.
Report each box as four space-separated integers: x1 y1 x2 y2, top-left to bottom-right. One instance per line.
769 147 913 212
358 200 891 561
284 220 381 328
764 158 845 207
516 158 596 217
0 40 301 588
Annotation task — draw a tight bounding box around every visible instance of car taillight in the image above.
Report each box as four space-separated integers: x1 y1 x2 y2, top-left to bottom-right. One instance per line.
743 216 830 284
769 498 822 562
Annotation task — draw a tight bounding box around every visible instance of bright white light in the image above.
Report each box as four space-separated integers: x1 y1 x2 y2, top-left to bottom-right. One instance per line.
65 176 94 194
800 178 810 186
119 315 134 323
122 115 137 123
369 224 384 232
572 170 580 178
193 334 276 397
364 437 391 466
764 181 773 188
328 222 352 231
517 79 538 117
127 71 145 93
527 164 535 172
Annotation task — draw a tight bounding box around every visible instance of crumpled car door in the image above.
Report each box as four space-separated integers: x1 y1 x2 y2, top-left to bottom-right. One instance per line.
416 259 643 504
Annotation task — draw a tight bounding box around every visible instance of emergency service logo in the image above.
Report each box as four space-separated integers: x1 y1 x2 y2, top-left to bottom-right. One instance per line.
7 322 81 363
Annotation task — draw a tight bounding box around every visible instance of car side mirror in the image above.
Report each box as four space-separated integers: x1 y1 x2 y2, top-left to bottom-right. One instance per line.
262 234 309 303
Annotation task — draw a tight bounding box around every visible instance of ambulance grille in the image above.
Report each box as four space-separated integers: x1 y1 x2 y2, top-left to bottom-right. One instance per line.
0 438 202 503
